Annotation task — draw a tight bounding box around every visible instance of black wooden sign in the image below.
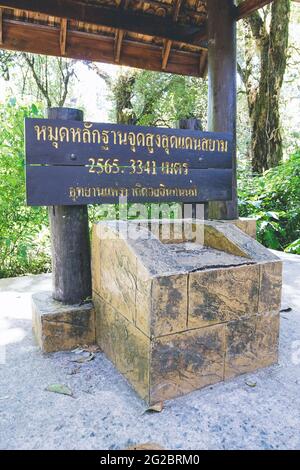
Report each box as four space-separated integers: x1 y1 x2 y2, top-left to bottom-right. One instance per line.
25 118 233 206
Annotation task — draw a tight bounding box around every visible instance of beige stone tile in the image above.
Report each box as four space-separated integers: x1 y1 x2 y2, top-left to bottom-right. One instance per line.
189 264 260 328
219 219 257 239
150 274 188 337
234 218 257 239
209 221 280 263
224 312 280 380
96 236 137 323
150 324 225 404
135 274 152 336
259 261 282 314
204 224 250 258
94 294 150 402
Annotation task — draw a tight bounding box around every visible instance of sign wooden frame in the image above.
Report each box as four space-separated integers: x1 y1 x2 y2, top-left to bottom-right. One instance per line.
25 118 233 206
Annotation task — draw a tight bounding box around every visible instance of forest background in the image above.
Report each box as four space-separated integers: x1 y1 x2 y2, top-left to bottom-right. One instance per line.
0 0 299 278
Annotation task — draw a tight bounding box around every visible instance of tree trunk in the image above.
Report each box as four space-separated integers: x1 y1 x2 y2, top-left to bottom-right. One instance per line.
113 72 137 125
239 0 290 173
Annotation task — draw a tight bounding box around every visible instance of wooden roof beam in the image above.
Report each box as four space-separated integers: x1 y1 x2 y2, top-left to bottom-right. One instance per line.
162 0 183 70
60 18 67 56
114 30 124 63
0 18 203 77
0 0 207 46
236 0 274 20
114 0 130 64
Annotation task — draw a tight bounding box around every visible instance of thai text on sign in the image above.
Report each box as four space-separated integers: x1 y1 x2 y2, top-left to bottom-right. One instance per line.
25 119 233 206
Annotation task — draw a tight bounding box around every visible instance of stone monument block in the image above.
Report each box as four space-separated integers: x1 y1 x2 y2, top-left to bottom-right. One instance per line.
92 220 282 404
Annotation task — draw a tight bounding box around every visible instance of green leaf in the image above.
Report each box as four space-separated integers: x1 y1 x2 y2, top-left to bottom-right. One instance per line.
285 238 300 254
31 104 39 115
45 384 73 396
265 211 280 220
245 381 257 388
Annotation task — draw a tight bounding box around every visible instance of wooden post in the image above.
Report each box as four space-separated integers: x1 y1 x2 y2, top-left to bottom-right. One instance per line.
178 118 205 219
47 107 92 305
178 118 202 132
207 0 238 220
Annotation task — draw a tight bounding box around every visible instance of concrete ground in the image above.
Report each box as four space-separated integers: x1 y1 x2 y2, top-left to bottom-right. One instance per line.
0 251 300 450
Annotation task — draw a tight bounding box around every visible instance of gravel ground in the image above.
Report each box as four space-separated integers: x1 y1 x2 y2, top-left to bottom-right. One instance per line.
0 251 300 450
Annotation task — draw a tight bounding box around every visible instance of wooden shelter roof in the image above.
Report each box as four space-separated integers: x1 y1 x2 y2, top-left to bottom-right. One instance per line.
0 1 274 77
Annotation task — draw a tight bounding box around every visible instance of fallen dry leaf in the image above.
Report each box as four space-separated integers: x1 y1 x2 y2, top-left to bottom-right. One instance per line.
245 380 257 388
45 384 73 396
280 307 292 313
82 344 102 353
145 402 164 413
71 347 85 354
126 443 165 450
72 352 95 364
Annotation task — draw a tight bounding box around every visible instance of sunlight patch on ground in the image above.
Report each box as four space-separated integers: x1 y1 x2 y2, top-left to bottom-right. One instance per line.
0 317 26 346
0 292 32 320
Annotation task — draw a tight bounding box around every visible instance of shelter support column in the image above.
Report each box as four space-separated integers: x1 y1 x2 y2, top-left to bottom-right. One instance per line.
207 0 238 220
32 107 95 353
47 107 92 304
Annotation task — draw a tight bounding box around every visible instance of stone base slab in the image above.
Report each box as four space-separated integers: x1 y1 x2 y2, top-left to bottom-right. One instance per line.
32 291 95 353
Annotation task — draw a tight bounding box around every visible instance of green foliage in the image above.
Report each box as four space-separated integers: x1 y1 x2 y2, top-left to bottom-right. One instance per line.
0 77 298 280
0 100 51 278
133 71 208 127
110 70 137 124
238 149 300 252
109 70 208 128
0 51 13 81
285 238 300 254
1 53 77 108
